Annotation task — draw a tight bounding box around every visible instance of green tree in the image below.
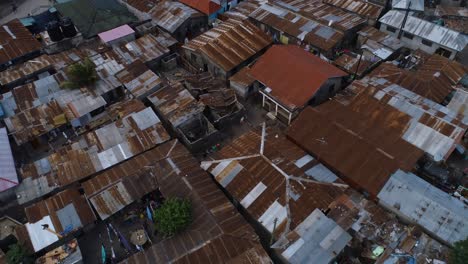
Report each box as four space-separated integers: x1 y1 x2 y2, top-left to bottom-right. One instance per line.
62 58 98 89
154 197 192 237
6 243 33 264
451 238 468 264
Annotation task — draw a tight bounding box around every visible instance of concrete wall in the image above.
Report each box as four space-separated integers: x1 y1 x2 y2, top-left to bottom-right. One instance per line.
380 24 457 59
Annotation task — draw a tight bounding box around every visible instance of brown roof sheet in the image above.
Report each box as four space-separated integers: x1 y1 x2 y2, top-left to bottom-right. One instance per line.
444 19 468 35
334 53 375 77
435 5 468 18
287 99 423 198
24 188 96 233
357 26 404 51
370 54 468 103
249 3 343 53
202 127 346 239
147 82 205 127
229 66 255 87
114 34 171 64
150 1 202 34
85 140 271 263
250 45 347 110
115 60 162 98
277 0 367 32
183 19 272 72
323 0 384 20
3 100 67 145
16 100 170 204
0 19 41 66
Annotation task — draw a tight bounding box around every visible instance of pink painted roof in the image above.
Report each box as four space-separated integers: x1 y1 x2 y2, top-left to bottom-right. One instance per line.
0 127 18 192
98 24 135 43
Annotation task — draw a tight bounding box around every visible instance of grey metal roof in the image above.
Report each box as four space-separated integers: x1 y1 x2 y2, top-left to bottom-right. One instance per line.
379 10 468 51
377 170 468 245
0 127 18 192
273 209 352 264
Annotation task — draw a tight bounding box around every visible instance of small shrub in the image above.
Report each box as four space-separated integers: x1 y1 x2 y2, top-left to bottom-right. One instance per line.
154 197 192 237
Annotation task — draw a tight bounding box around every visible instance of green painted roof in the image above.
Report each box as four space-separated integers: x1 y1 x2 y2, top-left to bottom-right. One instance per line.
55 0 137 38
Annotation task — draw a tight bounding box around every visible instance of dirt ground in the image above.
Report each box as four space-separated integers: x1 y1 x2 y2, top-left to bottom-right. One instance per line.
0 0 53 24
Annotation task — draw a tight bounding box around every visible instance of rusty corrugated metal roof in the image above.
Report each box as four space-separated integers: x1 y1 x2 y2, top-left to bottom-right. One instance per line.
114 34 171 64
229 66 255 87
275 0 367 32
251 45 347 110
202 126 347 250
347 77 467 161
25 188 96 233
333 53 375 77
84 140 271 263
357 26 404 51
323 0 384 20
183 19 272 72
115 60 162 98
0 19 41 66
370 54 467 103
150 1 203 34
288 98 423 198
249 3 343 53
16 100 170 204
435 5 468 18
147 82 205 127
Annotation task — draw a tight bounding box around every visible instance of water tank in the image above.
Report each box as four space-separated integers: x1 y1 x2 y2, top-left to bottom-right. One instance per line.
46 21 64 42
60 17 77 38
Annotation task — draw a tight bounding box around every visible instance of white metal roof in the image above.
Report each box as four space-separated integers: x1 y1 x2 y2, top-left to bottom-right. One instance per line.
0 127 18 192
25 216 59 252
379 10 468 51
378 170 468 245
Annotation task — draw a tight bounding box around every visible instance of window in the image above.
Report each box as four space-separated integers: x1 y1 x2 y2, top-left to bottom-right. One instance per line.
387 26 397 33
421 39 432 47
403 32 414 40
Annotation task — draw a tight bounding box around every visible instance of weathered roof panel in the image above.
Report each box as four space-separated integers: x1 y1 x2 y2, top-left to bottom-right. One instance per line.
0 19 41 65
379 10 468 52
150 1 202 33
378 170 468 245
183 19 272 72
0 127 18 192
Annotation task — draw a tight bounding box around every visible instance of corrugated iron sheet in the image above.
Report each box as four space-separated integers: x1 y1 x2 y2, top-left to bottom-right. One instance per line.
202 127 346 242
183 19 272 72
435 5 468 18
288 101 423 198
24 188 96 234
371 54 467 103
378 169 468 245
84 140 271 263
16 100 170 204
323 0 384 20
114 33 171 64
115 60 162 98
150 1 202 33
0 19 41 65
379 10 468 52
147 82 205 127
275 0 366 32
250 3 343 53
357 26 404 51
229 66 255 87
179 0 220 15
349 77 467 161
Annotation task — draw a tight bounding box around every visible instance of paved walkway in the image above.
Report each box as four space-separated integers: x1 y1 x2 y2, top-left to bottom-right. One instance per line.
0 0 53 24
